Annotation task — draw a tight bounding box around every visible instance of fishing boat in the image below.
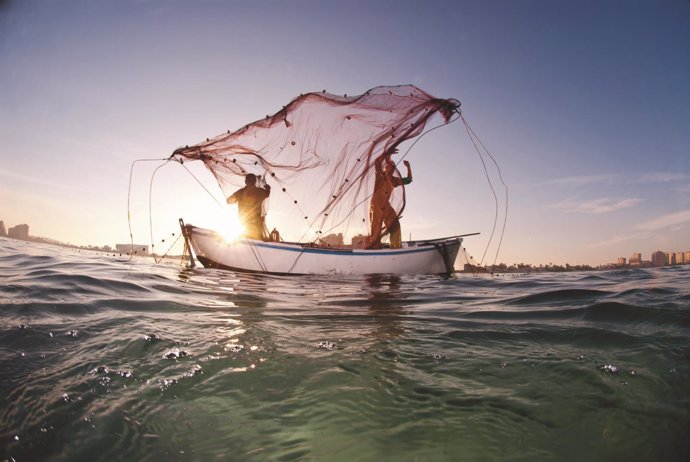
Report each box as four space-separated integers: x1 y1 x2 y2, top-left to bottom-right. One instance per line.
156 85 497 276
180 220 472 275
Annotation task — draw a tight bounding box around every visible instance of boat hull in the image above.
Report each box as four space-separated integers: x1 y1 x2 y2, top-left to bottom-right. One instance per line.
183 225 461 275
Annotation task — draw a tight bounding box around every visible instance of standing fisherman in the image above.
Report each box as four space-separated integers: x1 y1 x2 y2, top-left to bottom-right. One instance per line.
227 173 271 240
367 149 412 249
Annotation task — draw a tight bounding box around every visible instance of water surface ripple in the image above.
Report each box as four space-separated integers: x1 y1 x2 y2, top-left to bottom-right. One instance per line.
1 238 688 461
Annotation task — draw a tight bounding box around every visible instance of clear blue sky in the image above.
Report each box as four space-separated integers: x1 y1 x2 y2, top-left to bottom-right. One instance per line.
1 0 688 266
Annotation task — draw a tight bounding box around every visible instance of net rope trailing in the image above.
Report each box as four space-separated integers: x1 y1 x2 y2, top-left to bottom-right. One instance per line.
170 84 460 245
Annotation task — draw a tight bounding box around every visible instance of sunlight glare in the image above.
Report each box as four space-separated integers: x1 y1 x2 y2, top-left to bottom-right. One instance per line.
219 213 245 242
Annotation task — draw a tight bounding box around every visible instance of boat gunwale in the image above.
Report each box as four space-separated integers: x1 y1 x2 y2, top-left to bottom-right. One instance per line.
189 226 462 256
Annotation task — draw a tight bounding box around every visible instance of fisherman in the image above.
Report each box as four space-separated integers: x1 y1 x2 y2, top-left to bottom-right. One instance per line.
367 148 412 249
227 173 271 240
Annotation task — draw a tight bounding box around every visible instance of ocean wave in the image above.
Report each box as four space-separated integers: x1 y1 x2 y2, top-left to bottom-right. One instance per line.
1 239 689 461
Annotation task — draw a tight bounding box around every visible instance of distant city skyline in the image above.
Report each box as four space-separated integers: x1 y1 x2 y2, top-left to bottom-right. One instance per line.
3 218 689 270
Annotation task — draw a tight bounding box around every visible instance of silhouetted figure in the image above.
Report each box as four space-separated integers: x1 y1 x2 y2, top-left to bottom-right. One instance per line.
367 150 412 249
227 174 271 240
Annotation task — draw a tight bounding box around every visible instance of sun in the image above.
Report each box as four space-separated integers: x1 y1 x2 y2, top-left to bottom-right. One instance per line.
218 213 246 242
191 203 247 242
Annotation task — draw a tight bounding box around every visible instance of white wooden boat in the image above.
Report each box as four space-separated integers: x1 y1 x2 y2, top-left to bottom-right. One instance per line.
180 222 466 275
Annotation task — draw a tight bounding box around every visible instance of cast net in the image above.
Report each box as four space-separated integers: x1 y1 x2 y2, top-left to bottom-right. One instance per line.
171 84 460 247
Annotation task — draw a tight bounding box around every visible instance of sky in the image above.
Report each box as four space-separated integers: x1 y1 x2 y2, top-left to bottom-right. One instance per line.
1 0 689 266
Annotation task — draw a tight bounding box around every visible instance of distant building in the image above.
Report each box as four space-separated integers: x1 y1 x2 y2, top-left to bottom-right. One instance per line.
319 233 344 247
116 244 149 255
8 224 29 240
651 251 667 267
676 252 686 265
685 251 690 264
0 220 6 237
629 252 642 265
463 263 489 273
617 257 626 265
667 252 676 265
351 234 367 248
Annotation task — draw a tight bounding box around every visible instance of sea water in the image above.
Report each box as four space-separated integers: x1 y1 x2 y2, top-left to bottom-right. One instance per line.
1 237 688 462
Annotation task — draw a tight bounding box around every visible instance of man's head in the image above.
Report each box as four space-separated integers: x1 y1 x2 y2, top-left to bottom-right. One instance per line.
245 173 257 186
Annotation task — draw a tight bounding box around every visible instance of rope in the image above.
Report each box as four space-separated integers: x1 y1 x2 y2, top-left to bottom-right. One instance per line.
128 157 226 266
286 246 309 274
259 170 316 244
178 162 225 208
459 246 495 276
151 232 183 263
461 115 509 268
127 157 169 262
148 161 170 263
462 119 509 266
247 239 269 272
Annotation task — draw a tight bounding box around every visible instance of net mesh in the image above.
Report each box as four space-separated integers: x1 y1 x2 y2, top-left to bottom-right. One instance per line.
171 84 460 246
